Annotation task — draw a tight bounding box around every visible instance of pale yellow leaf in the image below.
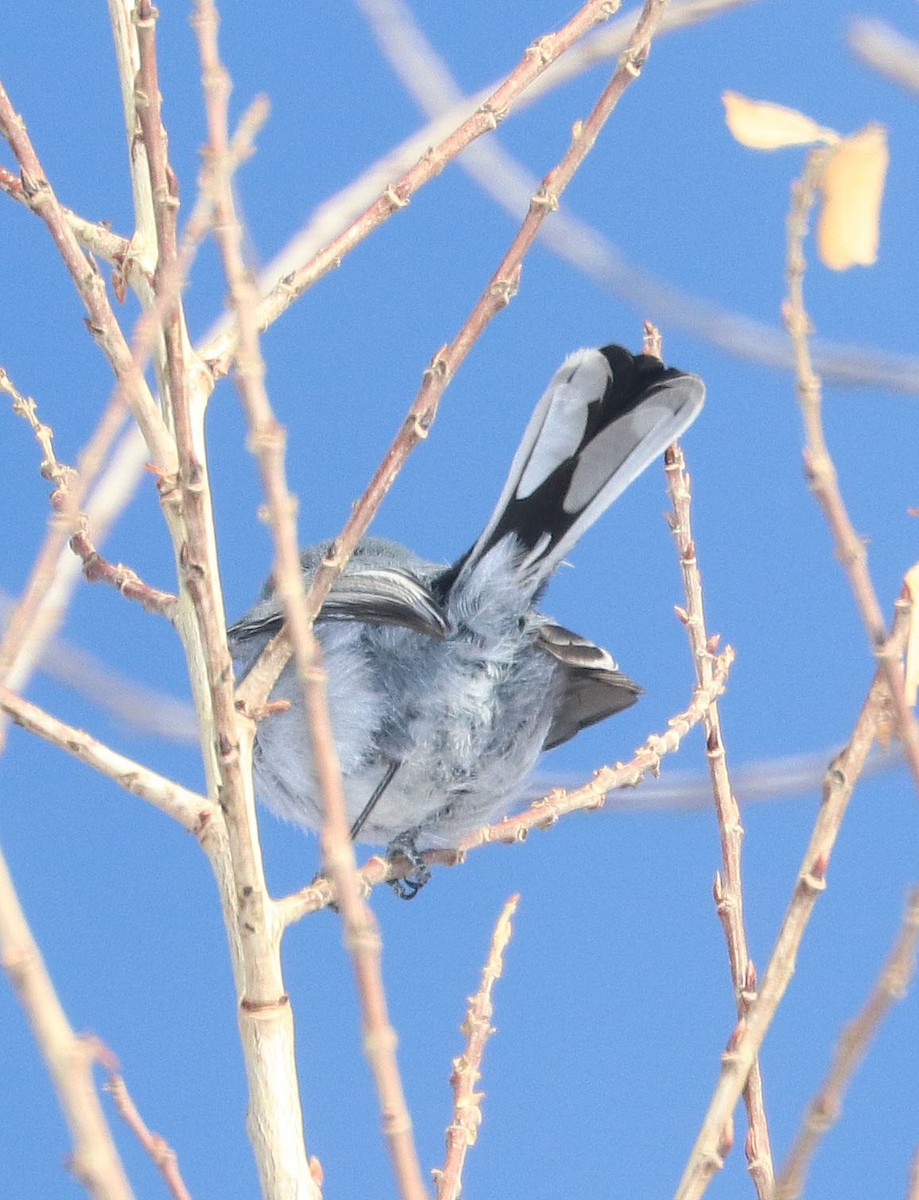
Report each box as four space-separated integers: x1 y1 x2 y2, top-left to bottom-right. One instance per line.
905 563 919 708
722 91 836 150
817 123 889 270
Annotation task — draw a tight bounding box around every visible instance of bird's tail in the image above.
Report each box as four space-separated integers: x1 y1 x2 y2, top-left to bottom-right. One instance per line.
453 343 705 587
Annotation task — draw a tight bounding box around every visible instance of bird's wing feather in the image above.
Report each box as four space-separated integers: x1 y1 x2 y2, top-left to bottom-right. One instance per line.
228 565 450 643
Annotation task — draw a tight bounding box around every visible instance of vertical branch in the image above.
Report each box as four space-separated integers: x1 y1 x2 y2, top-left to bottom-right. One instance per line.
109 4 314 1197
665 443 774 1197
192 4 427 1197
436 895 519 1200
0 80 174 469
674 598 911 1200
783 152 919 793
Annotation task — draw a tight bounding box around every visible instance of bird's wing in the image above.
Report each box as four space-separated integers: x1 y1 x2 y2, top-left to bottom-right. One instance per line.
537 620 641 750
228 564 450 644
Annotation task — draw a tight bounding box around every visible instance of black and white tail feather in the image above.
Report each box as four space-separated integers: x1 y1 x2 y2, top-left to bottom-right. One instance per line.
229 343 704 896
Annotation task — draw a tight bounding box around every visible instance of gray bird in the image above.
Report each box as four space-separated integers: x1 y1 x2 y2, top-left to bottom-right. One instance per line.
229 343 704 895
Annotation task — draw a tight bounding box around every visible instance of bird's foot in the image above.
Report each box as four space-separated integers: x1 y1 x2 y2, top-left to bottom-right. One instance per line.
386 832 431 900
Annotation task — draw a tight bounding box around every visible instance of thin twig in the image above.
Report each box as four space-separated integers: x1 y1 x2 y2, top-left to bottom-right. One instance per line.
104 1067 193 1200
237 0 677 713
0 388 133 729
201 0 624 376
774 886 919 1200
0 78 174 470
436 894 519 1200
664 440 774 1196
0 842 134 1200
909 1146 919 1200
2 366 177 618
279 648 732 921
784 157 919 796
0 162 133 265
673 598 911 1200
0 683 213 835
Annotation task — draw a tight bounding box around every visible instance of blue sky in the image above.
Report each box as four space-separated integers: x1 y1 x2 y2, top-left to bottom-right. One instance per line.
1 2 918 1197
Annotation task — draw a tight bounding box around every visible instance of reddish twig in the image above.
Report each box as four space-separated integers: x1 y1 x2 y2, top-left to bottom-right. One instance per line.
674 597 911 1200
436 894 519 1200
104 1067 193 1200
2 366 177 618
664 440 774 1195
202 0 631 377
236 0 676 712
279 648 732 920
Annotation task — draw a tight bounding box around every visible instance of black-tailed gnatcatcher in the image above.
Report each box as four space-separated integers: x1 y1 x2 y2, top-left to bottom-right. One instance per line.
229 344 704 895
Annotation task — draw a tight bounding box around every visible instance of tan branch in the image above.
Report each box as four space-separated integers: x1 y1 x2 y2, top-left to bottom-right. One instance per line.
784 155 919 795
664 439 774 1195
435 894 519 1200
673 599 911 1200
0 78 175 470
280 649 732 920
195 2 426 1193
0 843 134 1200
0 683 213 835
774 886 919 1200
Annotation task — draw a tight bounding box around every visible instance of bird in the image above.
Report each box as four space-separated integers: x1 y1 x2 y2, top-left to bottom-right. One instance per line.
228 343 704 896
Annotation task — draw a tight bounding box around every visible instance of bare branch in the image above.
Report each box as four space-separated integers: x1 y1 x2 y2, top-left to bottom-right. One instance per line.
784 155 919 794
436 894 519 1200
774 886 919 1200
279 648 733 920
201 0 627 376
0 843 134 1200
665 440 774 1196
193 3 426 1193
0 683 213 835
673 599 911 1200
105 1066 193 1200
0 78 175 470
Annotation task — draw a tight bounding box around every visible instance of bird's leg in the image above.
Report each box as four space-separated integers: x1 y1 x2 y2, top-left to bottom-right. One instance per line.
349 759 399 842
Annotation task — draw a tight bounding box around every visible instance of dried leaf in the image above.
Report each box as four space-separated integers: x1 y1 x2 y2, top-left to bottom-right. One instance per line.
905 563 919 708
722 91 836 150
817 124 889 270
